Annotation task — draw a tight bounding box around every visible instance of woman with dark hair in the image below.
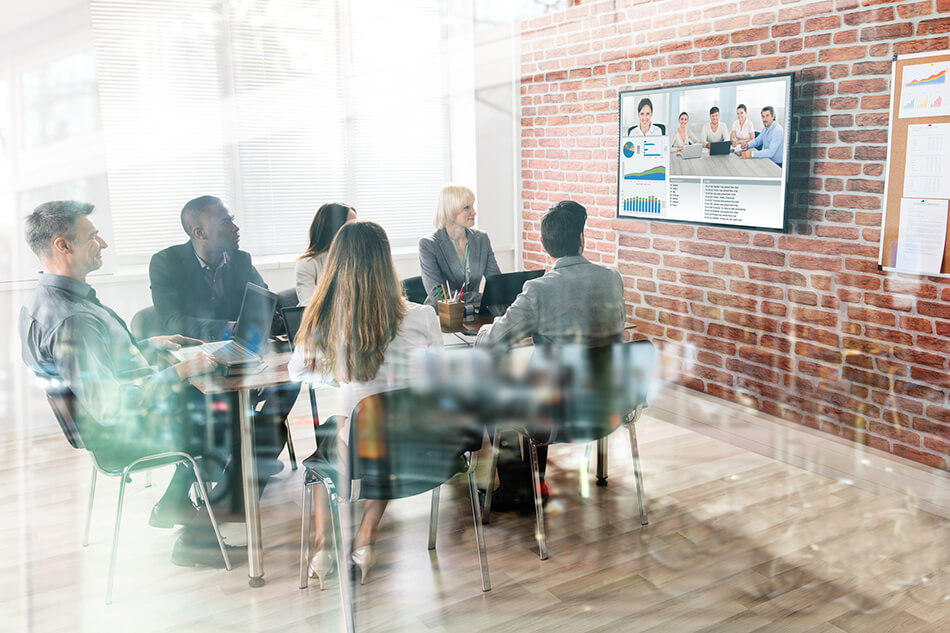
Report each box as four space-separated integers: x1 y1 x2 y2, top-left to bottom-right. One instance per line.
670 111 700 152
295 202 356 305
627 97 661 136
288 220 442 588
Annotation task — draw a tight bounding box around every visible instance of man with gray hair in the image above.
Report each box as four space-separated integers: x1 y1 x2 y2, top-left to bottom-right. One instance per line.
19 200 237 567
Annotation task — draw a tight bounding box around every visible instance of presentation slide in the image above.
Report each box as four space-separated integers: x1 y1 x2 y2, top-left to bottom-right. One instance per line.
616 73 793 231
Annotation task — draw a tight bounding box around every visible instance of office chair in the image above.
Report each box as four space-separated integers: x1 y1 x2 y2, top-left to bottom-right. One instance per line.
279 305 316 471
298 388 490 633
401 276 428 304
44 381 231 604
277 287 298 309
130 306 162 340
481 340 655 560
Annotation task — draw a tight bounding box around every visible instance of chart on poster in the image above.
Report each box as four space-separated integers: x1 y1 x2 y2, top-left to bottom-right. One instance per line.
880 51 950 277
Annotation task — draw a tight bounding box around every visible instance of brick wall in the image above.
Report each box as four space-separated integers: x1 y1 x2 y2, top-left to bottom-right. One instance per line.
519 0 950 469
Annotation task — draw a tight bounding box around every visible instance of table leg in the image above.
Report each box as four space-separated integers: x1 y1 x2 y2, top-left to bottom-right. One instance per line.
596 436 608 487
239 389 264 587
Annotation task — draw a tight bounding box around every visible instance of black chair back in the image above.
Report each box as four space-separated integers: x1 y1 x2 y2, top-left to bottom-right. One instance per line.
130 306 162 340
401 276 427 304
346 388 482 500
521 340 655 443
45 384 86 450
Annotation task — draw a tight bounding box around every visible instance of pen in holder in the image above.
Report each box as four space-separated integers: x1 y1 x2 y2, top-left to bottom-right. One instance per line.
437 300 463 328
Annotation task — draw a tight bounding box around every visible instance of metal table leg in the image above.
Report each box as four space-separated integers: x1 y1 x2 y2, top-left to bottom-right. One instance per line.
596 436 609 487
239 389 264 587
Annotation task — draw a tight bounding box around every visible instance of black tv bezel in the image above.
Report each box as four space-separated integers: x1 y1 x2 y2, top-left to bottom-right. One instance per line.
616 72 795 234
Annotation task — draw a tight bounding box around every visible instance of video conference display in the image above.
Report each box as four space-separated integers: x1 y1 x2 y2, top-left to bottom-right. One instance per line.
616 73 793 231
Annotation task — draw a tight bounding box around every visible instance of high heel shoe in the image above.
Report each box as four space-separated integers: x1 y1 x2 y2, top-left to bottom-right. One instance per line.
309 549 335 590
350 545 376 585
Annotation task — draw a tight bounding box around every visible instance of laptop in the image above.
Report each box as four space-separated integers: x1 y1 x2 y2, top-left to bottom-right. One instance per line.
709 140 732 155
681 143 702 159
280 306 305 351
199 283 278 366
479 269 544 316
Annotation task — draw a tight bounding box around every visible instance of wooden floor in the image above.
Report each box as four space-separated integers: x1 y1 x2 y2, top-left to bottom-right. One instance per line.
4 384 950 633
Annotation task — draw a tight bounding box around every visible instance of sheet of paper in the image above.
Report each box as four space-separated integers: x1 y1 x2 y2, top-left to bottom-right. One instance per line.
903 123 950 199
895 198 949 274
899 61 950 119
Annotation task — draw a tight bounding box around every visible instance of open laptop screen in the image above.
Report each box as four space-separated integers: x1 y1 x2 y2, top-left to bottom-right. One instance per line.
479 270 544 316
233 283 278 355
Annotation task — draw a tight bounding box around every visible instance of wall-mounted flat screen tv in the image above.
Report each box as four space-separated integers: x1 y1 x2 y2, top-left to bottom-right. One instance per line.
617 73 793 232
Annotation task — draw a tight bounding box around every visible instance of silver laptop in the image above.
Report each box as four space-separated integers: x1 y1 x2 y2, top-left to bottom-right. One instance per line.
199 283 278 366
681 143 702 159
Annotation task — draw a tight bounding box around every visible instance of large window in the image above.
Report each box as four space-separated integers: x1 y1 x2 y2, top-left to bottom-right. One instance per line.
87 0 451 266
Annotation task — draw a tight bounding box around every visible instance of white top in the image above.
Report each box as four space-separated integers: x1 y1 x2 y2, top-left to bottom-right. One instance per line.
288 303 442 439
294 253 328 306
732 118 755 142
701 122 728 143
628 124 662 136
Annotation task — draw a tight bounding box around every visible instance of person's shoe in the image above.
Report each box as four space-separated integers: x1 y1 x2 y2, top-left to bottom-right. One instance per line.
171 536 244 568
309 549 336 590
148 497 198 529
351 545 376 585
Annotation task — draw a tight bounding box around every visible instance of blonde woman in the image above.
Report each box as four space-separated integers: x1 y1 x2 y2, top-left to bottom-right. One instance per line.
295 202 356 305
288 220 442 588
418 183 501 308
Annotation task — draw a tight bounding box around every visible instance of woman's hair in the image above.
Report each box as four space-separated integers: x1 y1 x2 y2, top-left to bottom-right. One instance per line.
299 202 355 260
637 98 653 114
296 220 407 382
678 111 688 120
736 104 747 113
435 183 475 229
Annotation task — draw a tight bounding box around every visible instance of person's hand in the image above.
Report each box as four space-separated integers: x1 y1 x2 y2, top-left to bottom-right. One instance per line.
741 150 753 159
739 141 749 149
174 351 220 380
147 334 204 351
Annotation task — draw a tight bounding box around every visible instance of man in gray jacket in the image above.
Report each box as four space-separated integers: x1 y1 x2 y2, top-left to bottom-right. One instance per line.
476 200 625 348
475 200 626 510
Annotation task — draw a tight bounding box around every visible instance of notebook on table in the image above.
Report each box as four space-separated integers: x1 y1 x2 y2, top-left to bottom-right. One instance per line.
197 283 278 366
479 270 544 317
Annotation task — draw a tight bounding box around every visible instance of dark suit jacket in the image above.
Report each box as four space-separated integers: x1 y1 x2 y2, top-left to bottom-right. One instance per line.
418 227 501 307
149 242 266 341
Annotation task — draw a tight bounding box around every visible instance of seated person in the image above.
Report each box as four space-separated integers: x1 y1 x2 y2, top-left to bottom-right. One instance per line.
149 195 294 482
295 202 356 306
627 97 662 136
701 106 729 147
418 183 501 308
670 111 700 152
289 220 442 588
730 103 755 146
475 200 626 510
20 200 234 566
740 105 784 167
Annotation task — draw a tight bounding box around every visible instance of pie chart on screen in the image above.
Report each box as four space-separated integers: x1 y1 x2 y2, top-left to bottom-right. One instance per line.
622 141 635 158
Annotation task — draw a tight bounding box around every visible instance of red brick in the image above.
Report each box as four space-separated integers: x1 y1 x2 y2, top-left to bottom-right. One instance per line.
749 266 808 287
708 292 758 312
892 445 947 469
918 17 950 36
861 23 914 41
919 301 950 319
730 280 784 299
679 272 727 289
895 37 950 55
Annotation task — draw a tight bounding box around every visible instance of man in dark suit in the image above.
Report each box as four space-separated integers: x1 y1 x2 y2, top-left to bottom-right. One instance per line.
149 196 295 494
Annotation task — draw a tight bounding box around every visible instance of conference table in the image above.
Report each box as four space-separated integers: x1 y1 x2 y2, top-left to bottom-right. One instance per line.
670 148 782 178
179 312 630 587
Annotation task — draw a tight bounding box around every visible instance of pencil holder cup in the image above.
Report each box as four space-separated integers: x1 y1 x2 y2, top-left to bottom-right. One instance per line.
437 301 463 328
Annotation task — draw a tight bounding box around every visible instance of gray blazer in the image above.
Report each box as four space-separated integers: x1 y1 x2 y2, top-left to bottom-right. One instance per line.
475 255 625 348
418 227 501 306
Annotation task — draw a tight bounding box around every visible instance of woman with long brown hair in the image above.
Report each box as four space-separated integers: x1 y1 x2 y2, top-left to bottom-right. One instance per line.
288 220 442 588
295 202 356 305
